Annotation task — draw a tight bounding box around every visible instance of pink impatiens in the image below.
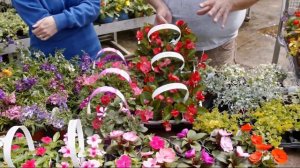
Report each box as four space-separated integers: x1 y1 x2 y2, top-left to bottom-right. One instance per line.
149 136 165 150
155 148 176 163
116 155 132 168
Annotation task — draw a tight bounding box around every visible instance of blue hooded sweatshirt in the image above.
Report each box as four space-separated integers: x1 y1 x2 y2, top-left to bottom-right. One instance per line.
12 0 101 59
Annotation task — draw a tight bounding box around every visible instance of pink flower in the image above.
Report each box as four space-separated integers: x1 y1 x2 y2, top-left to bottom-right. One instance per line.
21 159 36 168
12 144 20 150
3 106 21 120
59 146 71 158
4 92 16 104
218 130 232 137
87 134 102 148
60 162 69 168
41 136 52 144
141 151 154 157
236 146 250 157
89 147 105 158
135 110 153 122
142 158 160 168
177 128 188 138
201 149 214 165
185 148 196 159
116 155 131 168
150 136 165 150
220 136 233 152
16 133 24 138
130 82 143 96
109 130 124 139
81 160 101 168
155 148 176 163
82 74 99 86
36 147 46 156
123 132 139 142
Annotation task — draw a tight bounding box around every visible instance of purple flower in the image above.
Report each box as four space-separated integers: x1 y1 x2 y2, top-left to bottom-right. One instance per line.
0 56 3 63
201 149 214 165
47 91 68 109
40 63 57 72
80 53 92 72
49 64 57 72
0 89 5 100
177 128 189 138
102 54 124 63
51 118 65 129
21 105 51 123
55 73 63 81
16 77 37 92
185 148 196 159
23 64 30 72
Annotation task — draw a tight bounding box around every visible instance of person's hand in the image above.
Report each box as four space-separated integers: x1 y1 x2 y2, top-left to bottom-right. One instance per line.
197 0 234 27
32 16 58 41
155 6 172 24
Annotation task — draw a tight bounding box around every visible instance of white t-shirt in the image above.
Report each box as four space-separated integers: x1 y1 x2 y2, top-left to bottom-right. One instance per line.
164 0 246 50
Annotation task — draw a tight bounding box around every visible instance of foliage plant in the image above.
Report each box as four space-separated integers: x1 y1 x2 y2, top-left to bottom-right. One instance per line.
250 100 300 147
130 0 154 18
204 64 286 114
129 21 208 130
193 108 241 134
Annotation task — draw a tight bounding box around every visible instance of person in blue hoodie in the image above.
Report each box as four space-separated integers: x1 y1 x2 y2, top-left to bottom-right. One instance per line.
12 0 101 59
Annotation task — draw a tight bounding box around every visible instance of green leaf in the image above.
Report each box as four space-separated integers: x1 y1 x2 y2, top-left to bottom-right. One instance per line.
212 151 228 164
53 132 60 142
187 130 197 140
191 142 202 151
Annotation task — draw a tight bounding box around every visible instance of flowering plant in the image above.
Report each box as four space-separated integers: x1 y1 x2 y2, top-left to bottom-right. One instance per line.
129 21 208 130
0 50 79 132
0 132 62 168
100 0 131 19
130 0 154 18
284 11 300 57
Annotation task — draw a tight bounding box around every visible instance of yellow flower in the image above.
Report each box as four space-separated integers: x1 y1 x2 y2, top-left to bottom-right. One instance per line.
115 5 121 12
2 69 12 77
125 0 130 6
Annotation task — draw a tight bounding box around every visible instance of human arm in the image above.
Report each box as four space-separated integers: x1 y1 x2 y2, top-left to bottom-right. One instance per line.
147 0 172 24
197 0 259 27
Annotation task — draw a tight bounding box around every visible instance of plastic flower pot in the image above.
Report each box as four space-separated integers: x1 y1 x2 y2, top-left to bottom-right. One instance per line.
118 11 129 21
100 16 115 24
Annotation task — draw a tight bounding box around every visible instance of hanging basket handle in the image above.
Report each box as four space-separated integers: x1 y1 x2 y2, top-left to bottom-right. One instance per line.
147 24 181 45
151 52 185 71
99 68 131 83
152 83 189 103
3 126 35 168
67 119 85 167
86 86 129 115
95 48 126 64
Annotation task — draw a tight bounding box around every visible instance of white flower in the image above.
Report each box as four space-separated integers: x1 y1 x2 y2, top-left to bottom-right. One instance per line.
87 134 102 148
109 130 124 139
142 158 160 168
89 160 101 168
236 146 250 157
66 64 75 72
123 132 139 142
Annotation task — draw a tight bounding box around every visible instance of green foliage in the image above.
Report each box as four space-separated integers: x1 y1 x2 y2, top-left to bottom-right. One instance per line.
193 108 241 134
250 100 300 147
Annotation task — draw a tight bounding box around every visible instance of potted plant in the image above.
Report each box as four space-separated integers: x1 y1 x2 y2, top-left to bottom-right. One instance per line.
98 0 115 24
130 0 154 18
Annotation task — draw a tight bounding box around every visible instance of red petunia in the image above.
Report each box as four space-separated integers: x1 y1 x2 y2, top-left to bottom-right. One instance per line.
176 20 185 26
155 38 162 46
144 75 155 83
144 26 151 34
166 97 174 104
155 94 165 101
174 41 183 52
185 39 195 50
150 31 160 41
184 113 195 123
137 57 151 75
135 110 153 122
36 147 47 156
188 71 201 87
136 30 144 41
21 159 36 168
187 104 197 115
171 109 180 117
41 136 52 144
92 118 102 130
168 73 180 82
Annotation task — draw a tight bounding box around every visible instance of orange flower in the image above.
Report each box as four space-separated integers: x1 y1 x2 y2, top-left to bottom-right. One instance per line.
241 123 253 132
251 135 263 145
255 143 272 151
271 148 288 164
249 151 263 164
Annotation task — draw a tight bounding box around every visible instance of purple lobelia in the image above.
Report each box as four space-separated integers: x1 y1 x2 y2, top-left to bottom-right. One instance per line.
16 77 38 92
79 53 92 72
0 89 5 100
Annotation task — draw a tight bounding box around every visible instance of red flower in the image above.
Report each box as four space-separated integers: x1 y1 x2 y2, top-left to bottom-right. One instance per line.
168 73 180 82
92 118 102 130
155 94 165 101
200 53 208 62
166 97 174 104
21 159 36 168
150 31 160 41
176 20 185 26
184 113 195 123
249 151 262 164
101 95 111 106
251 135 263 145
171 109 180 117
166 44 173 51
185 27 192 34
12 144 20 150
128 62 134 69
144 26 151 34
144 75 155 83
293 20 300 26
96 105 101 113
96 61 104 69
153 47 162 55
137 57 151 75
174 41 183 52
155 38 162 46
187 104 197 115
185 39 195 50
135 110 153 122
158 58 171 68
41 136 52 144
241 123 253 132
271 148 288 164
198 63 206 69
196 91 205 101
188 71 201 87
136 30 144 41
163 121 172 131
36 147 46 156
